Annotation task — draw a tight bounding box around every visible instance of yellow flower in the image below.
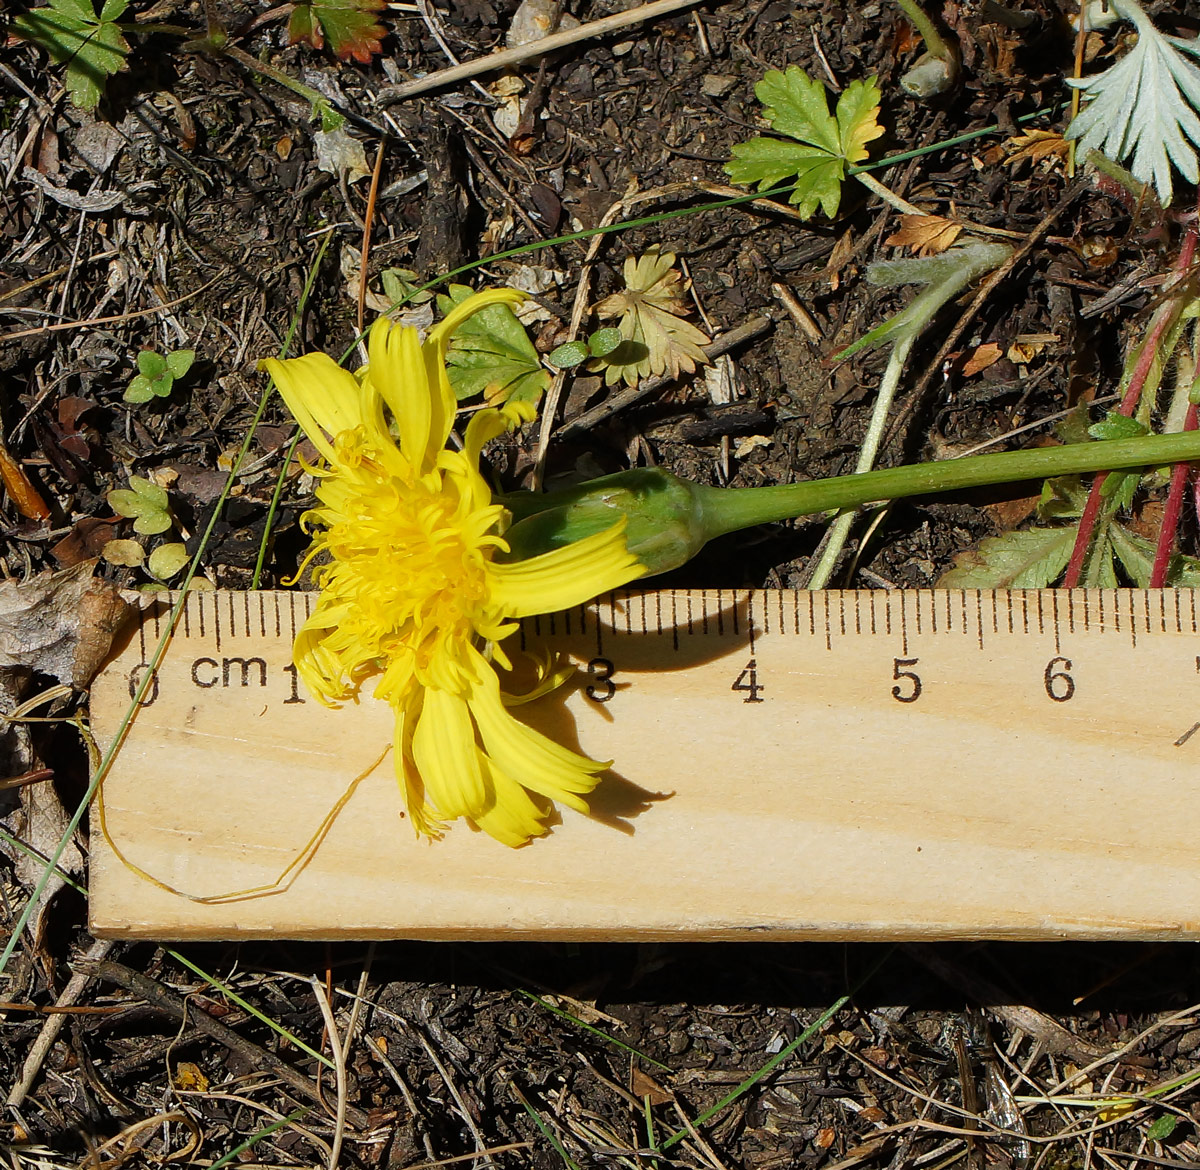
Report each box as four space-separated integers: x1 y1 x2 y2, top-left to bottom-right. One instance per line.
262 289 644 846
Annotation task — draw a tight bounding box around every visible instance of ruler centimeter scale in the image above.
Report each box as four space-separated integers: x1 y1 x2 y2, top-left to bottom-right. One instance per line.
90 587 1200 941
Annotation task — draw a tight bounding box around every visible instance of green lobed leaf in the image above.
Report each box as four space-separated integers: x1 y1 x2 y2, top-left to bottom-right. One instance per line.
438 285 550 409
724 65 882 220
835 77 885 163
726 138 846 219
12 0 129 110
937 526 1076 589
287 0 387 63
754 66 841 154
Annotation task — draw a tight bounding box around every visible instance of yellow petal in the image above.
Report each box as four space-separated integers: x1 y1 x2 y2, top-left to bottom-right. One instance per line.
471 757 550 846
490 520 644 617
426 288 527 351
412 687 487 818
367 318 439 470
468 656 602 813
261 354 375 463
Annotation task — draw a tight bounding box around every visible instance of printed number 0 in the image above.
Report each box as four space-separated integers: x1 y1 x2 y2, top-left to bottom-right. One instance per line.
1044 656 1075 702
892 657 921 703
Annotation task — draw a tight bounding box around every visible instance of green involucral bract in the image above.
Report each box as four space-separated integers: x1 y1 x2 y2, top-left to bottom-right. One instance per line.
500 432 1200 577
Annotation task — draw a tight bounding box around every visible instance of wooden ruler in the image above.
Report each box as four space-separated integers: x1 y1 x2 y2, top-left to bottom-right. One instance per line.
89 587 1200 941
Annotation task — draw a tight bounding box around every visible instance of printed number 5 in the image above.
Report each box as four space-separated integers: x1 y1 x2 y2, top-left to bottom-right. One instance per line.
892 657 921 703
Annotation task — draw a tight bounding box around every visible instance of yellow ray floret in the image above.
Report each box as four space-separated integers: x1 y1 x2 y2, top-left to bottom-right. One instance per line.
262 290 645 845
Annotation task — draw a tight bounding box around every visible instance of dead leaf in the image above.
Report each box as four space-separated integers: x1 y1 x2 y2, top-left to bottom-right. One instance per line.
825 228 855 290
816 1128 837 1150
1005 129 1071 171
884 213 962 257
0 561 132 690
734 434 772 459
593 248 710 385
313 124 369 182
960 342 1003 377
52 517 118 568
630 1067 672 1105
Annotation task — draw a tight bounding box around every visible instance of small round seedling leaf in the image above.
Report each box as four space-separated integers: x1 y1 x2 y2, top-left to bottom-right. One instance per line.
101 538 145 567
106 489 143 518
151 373 175 397
132 509 172 536
166 349 195 379
124 375 155 404
129 476 169 508
549 340 589 369
587 327 623 358
147 542 190 579
137 350 168 378
1146 1114 1177 1142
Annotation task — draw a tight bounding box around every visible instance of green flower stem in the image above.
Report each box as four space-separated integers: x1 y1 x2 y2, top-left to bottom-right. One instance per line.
891 0 954 62
699 432 1200 539
503 431 1200 578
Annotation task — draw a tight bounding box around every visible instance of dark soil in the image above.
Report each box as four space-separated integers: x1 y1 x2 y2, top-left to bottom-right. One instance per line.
5 0 1200 1165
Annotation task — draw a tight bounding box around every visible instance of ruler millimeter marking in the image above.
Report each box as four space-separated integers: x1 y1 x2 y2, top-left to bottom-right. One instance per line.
90 588 1200 941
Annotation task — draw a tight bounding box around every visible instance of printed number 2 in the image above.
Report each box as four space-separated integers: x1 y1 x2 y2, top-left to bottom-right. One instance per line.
732 659 764 703
892 657 922 703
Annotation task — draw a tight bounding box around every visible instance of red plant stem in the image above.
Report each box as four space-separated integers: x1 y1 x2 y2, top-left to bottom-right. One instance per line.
1150 402 1200 587
1062 224 1200 587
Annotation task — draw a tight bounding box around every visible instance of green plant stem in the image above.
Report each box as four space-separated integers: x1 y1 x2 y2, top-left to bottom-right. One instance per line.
807 334 916 588
891 0 954 62
218 42 337 119
698 432 1200 539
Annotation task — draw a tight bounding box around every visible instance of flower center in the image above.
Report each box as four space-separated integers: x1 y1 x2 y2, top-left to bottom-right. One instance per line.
313 429 503 683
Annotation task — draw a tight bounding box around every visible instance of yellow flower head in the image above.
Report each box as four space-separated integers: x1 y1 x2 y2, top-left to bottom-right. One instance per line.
262 290 644 846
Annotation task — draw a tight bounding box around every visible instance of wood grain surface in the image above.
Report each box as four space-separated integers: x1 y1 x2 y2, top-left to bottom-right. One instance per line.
88 588 1200 940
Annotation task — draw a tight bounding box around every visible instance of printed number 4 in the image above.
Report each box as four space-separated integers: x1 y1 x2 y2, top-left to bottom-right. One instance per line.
732 659 764 703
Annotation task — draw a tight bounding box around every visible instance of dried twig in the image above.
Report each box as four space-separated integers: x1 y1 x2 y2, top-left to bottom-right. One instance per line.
75 957 371 1129
7 936 115 1108
377 0 707 104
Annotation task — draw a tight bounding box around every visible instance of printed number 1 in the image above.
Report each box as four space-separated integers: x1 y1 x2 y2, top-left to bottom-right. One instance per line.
732 659 764 703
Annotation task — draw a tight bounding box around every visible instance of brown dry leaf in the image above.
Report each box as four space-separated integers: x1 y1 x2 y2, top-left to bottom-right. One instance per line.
630 1067 672 1105
1005 129 1071 171
884 213 962 257
961 342 1004 377
815 1128 837 1150
1007 333 1056 365
0 561 132 690
825 228 855 290
593 247 710 386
